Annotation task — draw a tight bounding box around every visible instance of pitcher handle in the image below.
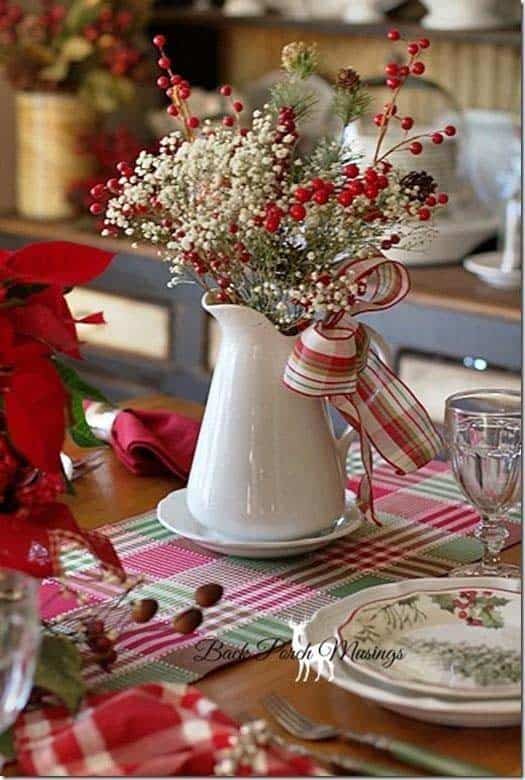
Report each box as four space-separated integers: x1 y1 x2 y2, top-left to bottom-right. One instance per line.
333 326 393 481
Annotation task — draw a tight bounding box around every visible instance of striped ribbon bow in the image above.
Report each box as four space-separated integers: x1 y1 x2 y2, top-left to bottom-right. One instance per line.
283 255 442 525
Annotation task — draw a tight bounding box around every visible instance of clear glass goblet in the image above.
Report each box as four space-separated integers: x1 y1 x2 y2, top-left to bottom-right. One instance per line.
0 569 40 734
445 389 521 578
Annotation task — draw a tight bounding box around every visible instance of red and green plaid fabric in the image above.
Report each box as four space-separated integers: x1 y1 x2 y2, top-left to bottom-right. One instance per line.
40 452 520 694
284 256 441 525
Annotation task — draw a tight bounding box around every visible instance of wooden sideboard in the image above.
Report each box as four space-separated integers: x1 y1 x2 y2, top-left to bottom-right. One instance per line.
0 214 520 405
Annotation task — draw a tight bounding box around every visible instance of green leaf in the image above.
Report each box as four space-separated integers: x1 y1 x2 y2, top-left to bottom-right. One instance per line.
34 634 84 713
54 359 109 448
0 728 15 763
54 360 109 404
69 394 103 448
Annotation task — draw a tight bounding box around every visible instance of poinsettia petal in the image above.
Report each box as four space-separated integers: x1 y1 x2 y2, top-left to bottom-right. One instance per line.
0 312 14 358
0 503 124 578
5 359 66 473
5 242 114 286
11 287 81 358
74 311 105 324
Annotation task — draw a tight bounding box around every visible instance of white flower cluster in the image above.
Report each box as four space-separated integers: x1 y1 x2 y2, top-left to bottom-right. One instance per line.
103 103 430 331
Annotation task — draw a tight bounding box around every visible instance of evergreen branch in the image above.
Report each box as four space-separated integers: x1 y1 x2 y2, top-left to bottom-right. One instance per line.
332 84 372 127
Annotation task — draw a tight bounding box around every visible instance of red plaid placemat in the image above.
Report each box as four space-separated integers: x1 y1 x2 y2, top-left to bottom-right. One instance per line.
41 456 520 692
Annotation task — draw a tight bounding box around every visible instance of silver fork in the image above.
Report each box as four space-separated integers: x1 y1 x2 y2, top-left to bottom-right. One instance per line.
263 694 494 777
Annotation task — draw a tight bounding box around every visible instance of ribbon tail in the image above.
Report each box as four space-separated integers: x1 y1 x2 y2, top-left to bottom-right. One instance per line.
338 400 382 527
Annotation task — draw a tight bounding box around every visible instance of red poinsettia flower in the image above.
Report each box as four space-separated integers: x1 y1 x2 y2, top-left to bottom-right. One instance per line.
0 502 123 579
1 242 113 473
0 241 124 579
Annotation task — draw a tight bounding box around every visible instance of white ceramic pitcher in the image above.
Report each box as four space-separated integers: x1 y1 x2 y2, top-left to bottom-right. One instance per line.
186 293 356 542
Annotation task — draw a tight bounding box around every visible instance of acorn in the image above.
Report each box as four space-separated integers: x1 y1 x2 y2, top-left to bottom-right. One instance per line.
132 598 159 623
195 583 223 608
172 607 203 634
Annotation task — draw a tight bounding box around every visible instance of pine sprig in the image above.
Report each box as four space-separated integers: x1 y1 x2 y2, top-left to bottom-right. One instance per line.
332 84 372 127
269 78 318 121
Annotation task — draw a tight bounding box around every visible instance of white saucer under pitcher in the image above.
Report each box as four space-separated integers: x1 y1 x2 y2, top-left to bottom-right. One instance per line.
157 488 362 559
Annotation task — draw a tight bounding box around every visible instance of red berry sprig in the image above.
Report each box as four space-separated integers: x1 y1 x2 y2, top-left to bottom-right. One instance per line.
152 35 199 139
372 30 457 167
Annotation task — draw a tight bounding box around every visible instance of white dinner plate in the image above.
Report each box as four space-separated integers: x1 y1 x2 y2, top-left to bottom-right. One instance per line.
292 579 521 727
336 578 520 700
157 488 362 558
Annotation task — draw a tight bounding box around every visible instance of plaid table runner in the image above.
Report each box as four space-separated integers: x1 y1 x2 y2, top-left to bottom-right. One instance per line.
41 454 521 694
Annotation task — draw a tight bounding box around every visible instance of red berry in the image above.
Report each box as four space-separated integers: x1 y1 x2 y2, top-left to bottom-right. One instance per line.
84 620 105 638
186 116 200 129
384 63 399 76
381 240 392 250
106 177 121 194
289 204 306 221
376 175 389 190
88 634 113 653
411 61 425 75
418 207 431 221
444 125 457 137
386 77 401 90
401 116 414 131
219 84 232 96
364 184 378 200
374 113 386 127
90 202 104 215
409 141 423 155
438 193 449 204
349 180 364 196
156 75 169 89
344 163 359 179
117 161 130 174
232 101 243 113
398 65 410 77
171 74 182 85
90 183 106 199
419 38 430 49
426 195 437 206
431 132 443 144
390 233 400 244
178 86 191 100
294 187 312 203
365 169 378 183
407 42 419 55
313 189 329 205
222 115 234 127
265 216 280 232
228 222 239 234
167 104 179 117
387 28 400 40
311 178 325 191
157 56 170 69
458 610 468 619
153 34 166 48
338 190 354 207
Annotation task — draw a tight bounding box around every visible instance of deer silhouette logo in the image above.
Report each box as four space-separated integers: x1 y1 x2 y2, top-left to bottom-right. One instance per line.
289 619 336 683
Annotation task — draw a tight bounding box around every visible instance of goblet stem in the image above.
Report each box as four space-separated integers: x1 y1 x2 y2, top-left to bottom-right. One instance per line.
474 514 509 575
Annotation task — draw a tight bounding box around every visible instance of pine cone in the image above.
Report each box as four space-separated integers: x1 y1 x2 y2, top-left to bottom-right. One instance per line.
400 170 437 203
337 68 360 91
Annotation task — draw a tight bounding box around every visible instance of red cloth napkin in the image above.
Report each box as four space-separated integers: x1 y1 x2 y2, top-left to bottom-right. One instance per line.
14 683 321 777
111 408 200 480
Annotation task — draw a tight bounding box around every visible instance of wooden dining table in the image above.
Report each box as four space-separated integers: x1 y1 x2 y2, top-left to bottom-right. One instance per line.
61 393 521 777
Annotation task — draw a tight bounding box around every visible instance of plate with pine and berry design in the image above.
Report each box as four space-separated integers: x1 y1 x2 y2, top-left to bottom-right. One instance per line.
336 577 520 700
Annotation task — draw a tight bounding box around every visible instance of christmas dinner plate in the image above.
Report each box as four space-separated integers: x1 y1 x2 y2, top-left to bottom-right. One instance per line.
292 579 521 727
336 578 521 700
157 488 362 558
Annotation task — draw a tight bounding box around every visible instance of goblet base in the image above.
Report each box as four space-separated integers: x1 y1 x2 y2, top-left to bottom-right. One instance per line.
448 561 521 579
